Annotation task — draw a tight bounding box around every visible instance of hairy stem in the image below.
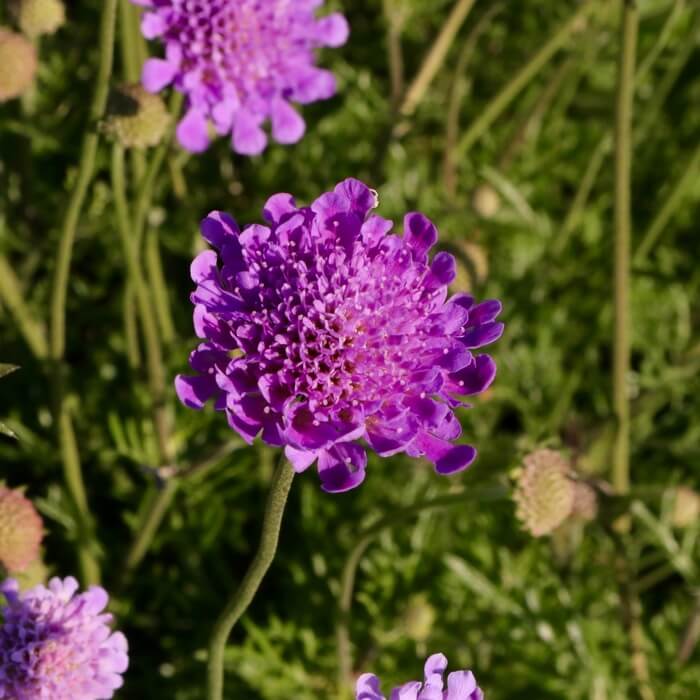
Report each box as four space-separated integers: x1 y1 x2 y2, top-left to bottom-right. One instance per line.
0 253 48 359
48 0 118 585
207 457 295 700
145 229 176 345
612 0 637 499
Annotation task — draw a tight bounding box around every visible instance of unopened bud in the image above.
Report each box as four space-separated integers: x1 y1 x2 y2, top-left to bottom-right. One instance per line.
0 28 37 103
104 84 170 149
472 184 500 219
514 449 575 537
15 0 66 39
0 486 43 573
671 486 700 529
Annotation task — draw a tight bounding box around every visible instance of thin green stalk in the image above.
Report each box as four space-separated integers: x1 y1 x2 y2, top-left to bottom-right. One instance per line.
50 0 118 361
634 142 700 263
111 144 171 464
134 92 183 247
612 0 637 499
48 0 118 586
336 485 507 695
145 229 176 345
119 0 146 182
207 457 295 700
382 0 407 109
122 478 179 574
443 3 503 196
398 0 476 118
457 0 594 158
0 253 48 359
556 2 692 252
123 284 142 369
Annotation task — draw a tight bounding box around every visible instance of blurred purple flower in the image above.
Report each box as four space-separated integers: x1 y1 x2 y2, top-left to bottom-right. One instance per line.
357 653 484 700
131 0 349 154
176 178 503 492
0 577 128 700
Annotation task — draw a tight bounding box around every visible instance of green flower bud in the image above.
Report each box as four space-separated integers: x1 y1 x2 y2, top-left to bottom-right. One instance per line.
104 84 170 149
0 28 37 103
513 449 575 537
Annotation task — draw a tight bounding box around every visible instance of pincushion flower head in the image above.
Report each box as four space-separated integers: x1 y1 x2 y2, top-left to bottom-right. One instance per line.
357 653 483 700
176 178 503 492
0 577 128 699
131 0 349 154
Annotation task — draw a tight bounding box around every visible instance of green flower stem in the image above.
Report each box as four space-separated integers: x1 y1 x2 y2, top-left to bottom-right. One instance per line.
111 144 172 465
118 0 146 182
612 0 637 500
336 484 507 696
398 0 476 118
556 2 691 253
123 284 142 369
634 143 700 264
0 253 48 359
48 0 119 586
456 0 594 159
145 229 176 345
207 457 295 700
123 478 179 575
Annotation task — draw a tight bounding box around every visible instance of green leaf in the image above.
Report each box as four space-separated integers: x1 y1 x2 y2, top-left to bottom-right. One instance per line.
0 364 19 380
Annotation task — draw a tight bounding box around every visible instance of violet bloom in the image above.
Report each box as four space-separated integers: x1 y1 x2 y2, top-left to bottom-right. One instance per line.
0 577 128 700
176 179 503 493
357 653 484 700
131 0 349 154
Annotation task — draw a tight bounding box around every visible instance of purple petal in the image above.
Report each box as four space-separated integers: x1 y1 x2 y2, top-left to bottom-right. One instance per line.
200 211 240 249
461 321 504 349
284 445 318 473
141 12 166 39
468 299 502 324
232 110 267 155
293 67 337 103
356 674 385 700
174 374 217 410
177 108 210 153
315 13 350 47
412 432 477 475
404 212 438 261
318 444 367 493
446 671 478 700
449 355 497 395
270 98 306 144
263 193 297 224
425 252 457 289
142 58 178 92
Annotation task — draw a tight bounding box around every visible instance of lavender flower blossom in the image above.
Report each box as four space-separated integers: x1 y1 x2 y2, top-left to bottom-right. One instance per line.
357 653 484 700
0 577 128 699
176 179 503 493
131 0 349 154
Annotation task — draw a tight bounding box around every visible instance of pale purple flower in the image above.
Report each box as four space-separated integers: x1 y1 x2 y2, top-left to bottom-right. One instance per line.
357 653 484 700
0 577 128 700
131 0 349 154
175 178 503 492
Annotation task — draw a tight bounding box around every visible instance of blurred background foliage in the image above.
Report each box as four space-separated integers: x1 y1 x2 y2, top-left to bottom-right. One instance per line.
1 0 699 698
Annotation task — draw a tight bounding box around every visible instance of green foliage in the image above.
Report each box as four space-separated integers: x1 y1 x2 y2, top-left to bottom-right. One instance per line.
1 0 699 698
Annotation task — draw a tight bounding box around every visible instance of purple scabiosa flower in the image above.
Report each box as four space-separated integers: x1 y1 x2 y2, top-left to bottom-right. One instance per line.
356 653 484 700
175 178 503 493
0 577 128 699
131 0 349 154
